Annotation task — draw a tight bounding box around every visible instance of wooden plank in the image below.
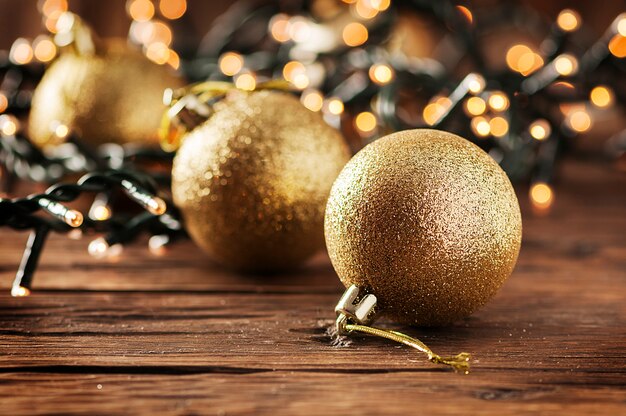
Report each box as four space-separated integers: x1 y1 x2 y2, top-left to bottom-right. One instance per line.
0 372 625 416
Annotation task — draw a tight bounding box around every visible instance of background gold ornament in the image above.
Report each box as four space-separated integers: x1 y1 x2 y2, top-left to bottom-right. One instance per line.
28 41 183 148
172 90 351 271
325 129 522 326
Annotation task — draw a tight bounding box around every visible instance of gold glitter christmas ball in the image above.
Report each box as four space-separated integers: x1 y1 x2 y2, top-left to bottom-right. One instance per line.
28 41 183 148
325 129 522 326
172 90 351 271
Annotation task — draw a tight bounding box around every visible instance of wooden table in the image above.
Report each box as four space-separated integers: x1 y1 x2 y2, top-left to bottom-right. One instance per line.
1 159 625 415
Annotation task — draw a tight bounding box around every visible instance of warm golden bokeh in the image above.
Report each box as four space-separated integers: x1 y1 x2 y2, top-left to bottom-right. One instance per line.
159 0 187 20
354 111 377 133
556 9 581 32
343 22 368 47
529 119 551 140
530 183 554 211
219 52 244 76
590 86 614 108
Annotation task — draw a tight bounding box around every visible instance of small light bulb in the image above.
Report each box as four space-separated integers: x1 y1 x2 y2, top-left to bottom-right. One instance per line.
88 237 109 258
33 36 57 62
488 92 509 112
554 54 578 76
506 44 543 75
556 9 581 32
64 210 84 227
91 204 112 221
342 22 368 47
464 96 486 116
147 197 167 216
0 115 18 136
609 34 626 58
292 73 310 89
9 38 33 65
128 0 155 22
471 116 491 137
567 110 592 132
530 183 554 212
54 123 69 138
467 74 485 94
369 64 394 85
88 238 123 259
326 98 344 115
11 285 31 297
354 111 377 134
219 52 244 76
159 0 187 20
149 234 170 255
590 86 613 108
529 119 551 140
422 98 450 126
301 90 324 112
489 116 509 137
354 0 378 20
235 73 256 91
269 14 291 43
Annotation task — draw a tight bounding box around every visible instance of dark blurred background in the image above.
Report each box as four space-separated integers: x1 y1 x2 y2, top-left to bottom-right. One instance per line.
1 0 624 49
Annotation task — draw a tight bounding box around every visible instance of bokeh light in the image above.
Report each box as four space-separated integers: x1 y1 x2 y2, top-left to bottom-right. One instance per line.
529 119 551 140
326 98 344 115
369 64 394 85
530 183 554 211
10 38 33 65
590 86 614 108
343 22 368 47
471 116 490 137
554 54 578 76
219 52 244 76
489 116 509 137
159 0 187 20
556 9 581 32
488 92 510 112
269 14 291 43
301 90 324 112
33 36 57 62
608 34 626 58
567 109 592 132
464 96 486 116
128 0 155 22
235 73 257 91
354 111 377 133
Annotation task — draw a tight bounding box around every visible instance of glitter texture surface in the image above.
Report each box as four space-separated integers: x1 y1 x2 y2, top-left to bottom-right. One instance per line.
29 41 183 147
172 90 351 271
325 129 522 326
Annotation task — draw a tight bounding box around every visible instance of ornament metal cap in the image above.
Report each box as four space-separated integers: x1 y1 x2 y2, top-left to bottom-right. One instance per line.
334 284 378 335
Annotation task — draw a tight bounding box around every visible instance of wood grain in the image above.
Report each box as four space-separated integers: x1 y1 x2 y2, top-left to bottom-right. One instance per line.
0 159 625 415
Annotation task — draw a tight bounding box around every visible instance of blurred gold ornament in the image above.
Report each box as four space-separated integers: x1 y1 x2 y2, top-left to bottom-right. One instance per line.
325 129 522 326
172 90 351 271
29 40 183 148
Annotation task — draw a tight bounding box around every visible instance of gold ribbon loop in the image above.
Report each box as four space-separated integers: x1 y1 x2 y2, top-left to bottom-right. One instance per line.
159 79 291 151
335 285 471 374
